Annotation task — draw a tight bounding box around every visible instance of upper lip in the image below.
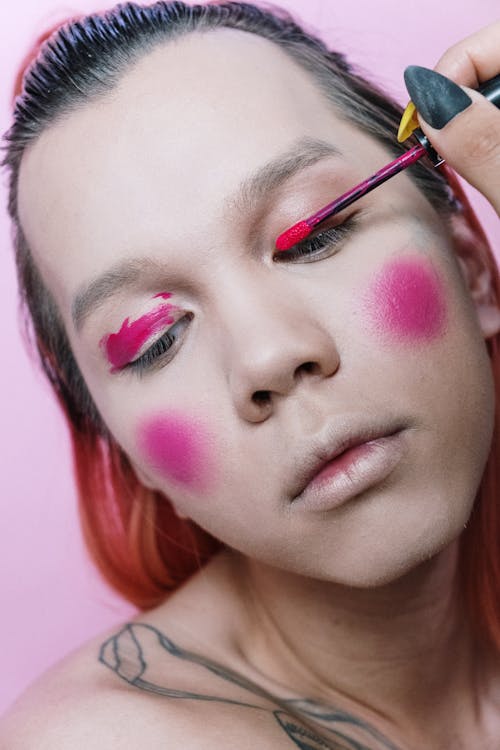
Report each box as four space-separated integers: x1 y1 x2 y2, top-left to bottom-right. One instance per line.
290 417 406 500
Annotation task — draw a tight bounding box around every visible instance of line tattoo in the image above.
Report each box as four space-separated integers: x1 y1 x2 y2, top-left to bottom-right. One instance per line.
99 622 402 750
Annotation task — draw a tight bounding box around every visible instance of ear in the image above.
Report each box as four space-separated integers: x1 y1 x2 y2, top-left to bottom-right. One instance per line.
449 213 500 340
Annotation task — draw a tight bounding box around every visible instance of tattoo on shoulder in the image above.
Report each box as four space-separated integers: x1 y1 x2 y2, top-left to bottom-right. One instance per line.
98 622 402 750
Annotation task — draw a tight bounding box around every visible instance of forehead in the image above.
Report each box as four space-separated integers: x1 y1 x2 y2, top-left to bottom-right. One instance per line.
17 28 369 314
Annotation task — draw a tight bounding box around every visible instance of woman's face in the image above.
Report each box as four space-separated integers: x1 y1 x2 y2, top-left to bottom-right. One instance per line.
18 29 498 586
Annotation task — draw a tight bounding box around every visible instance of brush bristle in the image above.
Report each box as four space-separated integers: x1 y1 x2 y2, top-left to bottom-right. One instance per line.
275 221 312 251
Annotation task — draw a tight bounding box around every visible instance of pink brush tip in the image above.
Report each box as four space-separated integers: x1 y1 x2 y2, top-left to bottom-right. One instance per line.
275 220 312 251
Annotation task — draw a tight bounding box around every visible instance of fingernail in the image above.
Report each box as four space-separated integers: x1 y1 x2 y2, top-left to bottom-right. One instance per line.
403 65 472 129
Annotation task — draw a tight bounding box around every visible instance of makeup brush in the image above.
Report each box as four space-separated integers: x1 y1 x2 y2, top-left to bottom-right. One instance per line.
275 74 500 252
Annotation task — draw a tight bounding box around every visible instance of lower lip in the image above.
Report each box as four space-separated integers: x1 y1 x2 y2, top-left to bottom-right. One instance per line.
294 432 407 512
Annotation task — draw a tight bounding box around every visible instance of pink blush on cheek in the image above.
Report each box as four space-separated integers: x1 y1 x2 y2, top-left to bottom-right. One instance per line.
137 413 214 492
362 256 447 342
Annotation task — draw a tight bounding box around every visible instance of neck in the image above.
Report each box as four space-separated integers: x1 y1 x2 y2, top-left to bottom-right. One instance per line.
229 541 495 742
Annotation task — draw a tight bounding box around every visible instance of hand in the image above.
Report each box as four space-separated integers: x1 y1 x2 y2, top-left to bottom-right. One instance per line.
403 21 500 215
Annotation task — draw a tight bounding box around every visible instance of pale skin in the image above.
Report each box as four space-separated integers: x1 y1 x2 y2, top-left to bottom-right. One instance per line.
2 20 500 750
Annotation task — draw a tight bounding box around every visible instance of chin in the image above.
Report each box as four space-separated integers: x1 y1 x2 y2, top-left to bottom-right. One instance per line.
336 524 464 590
332 476 478 589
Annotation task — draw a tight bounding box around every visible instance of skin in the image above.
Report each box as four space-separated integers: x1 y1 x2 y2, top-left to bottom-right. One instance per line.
15 28 500 747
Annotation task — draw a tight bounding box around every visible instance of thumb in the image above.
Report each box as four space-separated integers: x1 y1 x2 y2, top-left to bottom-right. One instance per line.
403 65 500 215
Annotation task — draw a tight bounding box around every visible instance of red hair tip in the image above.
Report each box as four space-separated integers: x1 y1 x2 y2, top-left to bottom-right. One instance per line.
275 221 312 251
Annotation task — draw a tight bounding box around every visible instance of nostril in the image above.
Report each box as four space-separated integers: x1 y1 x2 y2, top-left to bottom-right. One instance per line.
252 390 271 407
298 361 318 375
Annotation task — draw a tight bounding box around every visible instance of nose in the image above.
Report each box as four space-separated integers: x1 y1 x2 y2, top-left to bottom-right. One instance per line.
220 277 341 423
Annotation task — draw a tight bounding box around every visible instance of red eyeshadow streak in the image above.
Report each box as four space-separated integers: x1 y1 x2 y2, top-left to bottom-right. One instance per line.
363 256 447 341
100 294 176 371
138 413 212 491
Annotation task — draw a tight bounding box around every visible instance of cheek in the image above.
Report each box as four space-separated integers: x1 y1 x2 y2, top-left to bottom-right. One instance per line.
136 412 215 492
361 255 448 342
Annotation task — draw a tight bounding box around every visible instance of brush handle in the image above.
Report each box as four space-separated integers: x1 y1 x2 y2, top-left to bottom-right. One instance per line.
477 73 500 106
309 145 426 226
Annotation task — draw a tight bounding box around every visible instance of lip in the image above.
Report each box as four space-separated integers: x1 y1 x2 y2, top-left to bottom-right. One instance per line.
291 421 408 511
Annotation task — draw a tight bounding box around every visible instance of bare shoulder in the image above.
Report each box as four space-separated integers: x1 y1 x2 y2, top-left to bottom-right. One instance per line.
0 550 410 750
0 626 168 747
0 617 408 750
0 617 300 750
0 670 197 749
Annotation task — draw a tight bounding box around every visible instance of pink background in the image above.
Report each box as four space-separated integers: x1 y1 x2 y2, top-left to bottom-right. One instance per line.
1 0 498 716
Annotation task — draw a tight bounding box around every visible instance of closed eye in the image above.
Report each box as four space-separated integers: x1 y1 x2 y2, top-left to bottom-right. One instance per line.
123 313 193 376
273 214 358 263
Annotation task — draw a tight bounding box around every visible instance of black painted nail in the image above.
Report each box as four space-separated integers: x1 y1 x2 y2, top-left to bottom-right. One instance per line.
404 65 472 129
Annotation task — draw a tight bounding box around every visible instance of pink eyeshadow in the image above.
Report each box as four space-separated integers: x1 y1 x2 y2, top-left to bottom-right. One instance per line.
362 256 447 342
100 294 176 371
137 412 213 491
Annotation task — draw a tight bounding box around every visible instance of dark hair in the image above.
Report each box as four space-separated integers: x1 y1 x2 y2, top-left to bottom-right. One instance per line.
5 1 497 629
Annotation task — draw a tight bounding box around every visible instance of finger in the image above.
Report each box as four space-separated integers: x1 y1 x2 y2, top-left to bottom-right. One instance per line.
404 66 500 215
433 20 500 87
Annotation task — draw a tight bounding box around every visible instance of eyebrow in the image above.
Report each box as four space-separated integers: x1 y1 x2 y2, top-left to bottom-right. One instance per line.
71 136 341 333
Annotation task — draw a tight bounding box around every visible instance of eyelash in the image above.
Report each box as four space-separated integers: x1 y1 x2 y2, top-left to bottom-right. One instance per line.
125 313 193 376
273 214 358 263
123 215 358 375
